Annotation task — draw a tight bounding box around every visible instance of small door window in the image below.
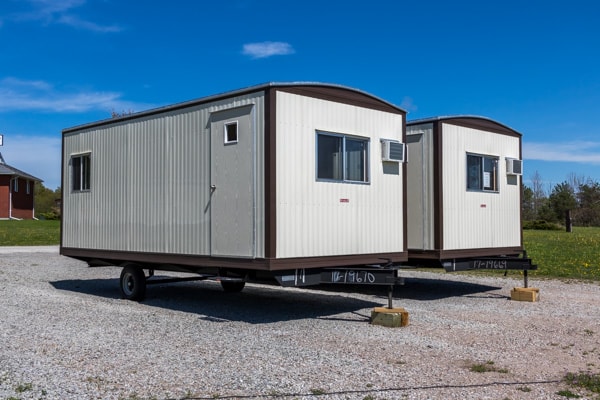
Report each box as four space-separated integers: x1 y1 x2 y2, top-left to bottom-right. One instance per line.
224 122 238 144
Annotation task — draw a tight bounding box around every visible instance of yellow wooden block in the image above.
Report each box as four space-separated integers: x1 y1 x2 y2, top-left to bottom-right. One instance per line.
511 287 540 302
371 307 409 327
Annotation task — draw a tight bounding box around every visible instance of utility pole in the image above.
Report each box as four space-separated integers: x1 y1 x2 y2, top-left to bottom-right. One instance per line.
0 133 4 164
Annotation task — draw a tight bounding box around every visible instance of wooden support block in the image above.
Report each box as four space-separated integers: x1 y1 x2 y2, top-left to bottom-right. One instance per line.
510 287 540 302
371 307 409 327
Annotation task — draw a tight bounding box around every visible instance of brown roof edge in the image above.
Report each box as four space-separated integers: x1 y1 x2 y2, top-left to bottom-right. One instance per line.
407 115 522 137
63 82 406 134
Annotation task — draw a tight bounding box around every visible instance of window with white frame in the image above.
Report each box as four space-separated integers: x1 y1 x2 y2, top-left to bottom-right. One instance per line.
467 153 499 192
72 153 91 192
316 131 369 183
224 121 238 144
13 178 18 192
26 180 31 195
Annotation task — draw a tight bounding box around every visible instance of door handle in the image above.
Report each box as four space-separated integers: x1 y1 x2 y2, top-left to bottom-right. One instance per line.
210 184 216 192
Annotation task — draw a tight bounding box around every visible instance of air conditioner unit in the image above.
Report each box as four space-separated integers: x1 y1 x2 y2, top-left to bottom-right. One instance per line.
506 158 523 175
381 139 406 163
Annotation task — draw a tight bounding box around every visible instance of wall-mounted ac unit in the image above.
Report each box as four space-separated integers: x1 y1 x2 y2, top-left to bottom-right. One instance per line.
506 158 523 175
381 139 406 163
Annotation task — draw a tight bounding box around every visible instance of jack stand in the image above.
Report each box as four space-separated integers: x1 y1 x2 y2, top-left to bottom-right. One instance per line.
371 281 409 327
387 284 394 309
512 254 539 302
511 286 540 302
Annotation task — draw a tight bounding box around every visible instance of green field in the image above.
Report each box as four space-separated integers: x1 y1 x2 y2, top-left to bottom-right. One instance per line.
0 220 60 246
523 227 600 281
0 221 599 281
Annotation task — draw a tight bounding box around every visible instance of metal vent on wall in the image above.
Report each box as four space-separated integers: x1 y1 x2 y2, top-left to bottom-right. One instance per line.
381 139 406 163
506 158 523 175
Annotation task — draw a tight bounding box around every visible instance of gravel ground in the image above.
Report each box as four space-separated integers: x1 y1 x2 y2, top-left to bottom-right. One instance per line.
0 249 599 400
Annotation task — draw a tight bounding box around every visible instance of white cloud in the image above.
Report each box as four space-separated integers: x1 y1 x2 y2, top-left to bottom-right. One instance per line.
56 14 122 33
242 41 295 59
10 0 123 32
523 141 600 164
0 77 153 113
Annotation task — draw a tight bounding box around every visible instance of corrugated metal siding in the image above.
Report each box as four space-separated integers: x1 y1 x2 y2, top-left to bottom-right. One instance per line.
441 123 521 250
406 123 435 250
62 93 265 257
275 92 404 258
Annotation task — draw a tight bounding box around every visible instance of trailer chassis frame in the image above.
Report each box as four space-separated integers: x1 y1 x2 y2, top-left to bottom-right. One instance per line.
442 251 538 288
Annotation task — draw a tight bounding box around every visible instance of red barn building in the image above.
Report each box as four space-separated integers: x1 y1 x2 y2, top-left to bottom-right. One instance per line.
0 153 42 220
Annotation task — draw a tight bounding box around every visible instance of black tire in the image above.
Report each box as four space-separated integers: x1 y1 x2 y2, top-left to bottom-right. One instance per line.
119 264 146 301
220 280 245 293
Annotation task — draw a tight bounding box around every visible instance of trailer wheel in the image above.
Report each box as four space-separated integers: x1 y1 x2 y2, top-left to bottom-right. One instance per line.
220 280 245 293
120 265 146 301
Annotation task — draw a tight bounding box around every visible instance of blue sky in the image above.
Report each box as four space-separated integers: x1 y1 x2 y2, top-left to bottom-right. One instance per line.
1 0 599 191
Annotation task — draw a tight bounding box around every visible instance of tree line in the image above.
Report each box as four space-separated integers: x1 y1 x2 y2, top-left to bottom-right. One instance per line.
523 172 600 227
34 183 61 220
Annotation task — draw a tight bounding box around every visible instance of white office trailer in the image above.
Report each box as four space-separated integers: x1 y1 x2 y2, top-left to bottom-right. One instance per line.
61 83 408 300
405 116 531 273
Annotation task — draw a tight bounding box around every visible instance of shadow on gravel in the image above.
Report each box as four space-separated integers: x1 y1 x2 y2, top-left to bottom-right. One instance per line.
51 273 504 323
316 276 504 301
52 278 122 299
50 278 379 323
399 277 504 300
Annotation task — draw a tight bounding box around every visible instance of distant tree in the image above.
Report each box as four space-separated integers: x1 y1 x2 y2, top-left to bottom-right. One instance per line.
111 109 134 118
530 170 547 215
521 186 536 221
34 182 61 219
536 201 556 223
521 172 600 227
547 182 577 223
577 180 600 207
567 172 585 192
574 180 600 226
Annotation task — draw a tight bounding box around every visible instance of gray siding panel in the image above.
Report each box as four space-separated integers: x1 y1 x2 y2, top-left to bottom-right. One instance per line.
406 123 435 250
63 93 265 257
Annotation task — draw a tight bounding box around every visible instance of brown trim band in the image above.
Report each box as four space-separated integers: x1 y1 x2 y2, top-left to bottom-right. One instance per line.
264 88 277 258
443 118 521 137
433 121 443 250
407 246 523 261
61 247 408 272
407 116 521 138
267 252 408 270
277 86 406 115
401 112 408 253
61 247 273 270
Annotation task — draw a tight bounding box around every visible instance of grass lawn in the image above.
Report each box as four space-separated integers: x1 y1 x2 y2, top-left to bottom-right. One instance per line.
523 227 600 281
0 220 60 246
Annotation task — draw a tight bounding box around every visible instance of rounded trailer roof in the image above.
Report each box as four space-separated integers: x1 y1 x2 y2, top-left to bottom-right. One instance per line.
63 82 406 133
407 115 522 137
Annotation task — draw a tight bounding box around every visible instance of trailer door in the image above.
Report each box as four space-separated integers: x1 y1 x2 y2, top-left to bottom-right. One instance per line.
210 105 255 257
